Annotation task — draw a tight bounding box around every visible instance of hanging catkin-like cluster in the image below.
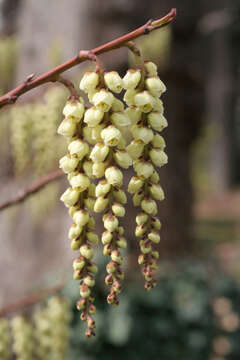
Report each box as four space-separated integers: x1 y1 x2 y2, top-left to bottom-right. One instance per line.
0 318 11 360
11 316 35 359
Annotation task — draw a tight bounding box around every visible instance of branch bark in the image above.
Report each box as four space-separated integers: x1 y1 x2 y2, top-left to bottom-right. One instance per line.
0 8 176 109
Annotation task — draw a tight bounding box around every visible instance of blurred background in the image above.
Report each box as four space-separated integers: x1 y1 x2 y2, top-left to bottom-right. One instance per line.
1 0 240 359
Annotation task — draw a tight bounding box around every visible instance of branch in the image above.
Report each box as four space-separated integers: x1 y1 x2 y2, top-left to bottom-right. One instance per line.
0 169 63 211
0 8 176 109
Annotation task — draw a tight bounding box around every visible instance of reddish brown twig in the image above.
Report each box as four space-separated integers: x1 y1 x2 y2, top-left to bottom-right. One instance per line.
0 169 63 211
0 8 176 109
0 280 65 317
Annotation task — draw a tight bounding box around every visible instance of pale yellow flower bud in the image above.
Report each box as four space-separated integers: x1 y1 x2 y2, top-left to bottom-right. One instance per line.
128 176 144 193
148 112 168 132
112 202 125 217
60 187 80 207
116 136 127 150
95 179 111 197
83 126 96 145
86 231 99 244
145 76 166 97
149 149 168 167
134 91 155 113
105 166 123 187
104 214 119 232
63 100 85 121
87 183 96 197
59 154 78 174
87 262 98 274
118 226 124 235
123 69 141 90
92 123 105 141
69 173 90 191
124 106 141 125
57 118 76 137
136 212 149 225
92 162 107 178
94 196 109 212
79 71 99 93
126 140 144 159
101 125 121 146
153 98 164 112
134 160 154 178
114 150 132 169
112 97 125 112
113 188 127 204
131 125 154 144
151 217 162 230
150 170 160 183
73 256 85 271
83 106 104 127
68 139 89 159
73 209 89 226
111 250 123 265
104 71 123 93
135 224 147 237
90 142 109 163
110 111 131 128
102 231 113 245
84 197 95 211
92 89 114 112
80 283 91 298
148 230 160 243
133 190 144 206
88 216 95 229
140 239 152 254
83 160 94 178
151 134 166 149
150 183 165 201
116 236 127 249
80 244 94 260
144 61 158 77
71 238 81 250
68 224 83 240
141 198 157 215
123 89 139 106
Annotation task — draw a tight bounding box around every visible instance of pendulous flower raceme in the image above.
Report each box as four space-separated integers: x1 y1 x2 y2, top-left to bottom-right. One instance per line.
0 318 11 360
11 316 35 360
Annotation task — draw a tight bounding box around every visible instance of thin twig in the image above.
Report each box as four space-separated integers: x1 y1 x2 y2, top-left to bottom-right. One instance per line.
56 76 79 100
0 8 176 109
0 169 63 211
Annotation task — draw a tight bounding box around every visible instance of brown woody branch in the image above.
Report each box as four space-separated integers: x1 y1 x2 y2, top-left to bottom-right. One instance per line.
0 8 176 109
0 169 63 211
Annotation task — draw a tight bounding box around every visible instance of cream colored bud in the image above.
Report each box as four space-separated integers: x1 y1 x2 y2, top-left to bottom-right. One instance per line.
73 209 89 226
83 126 95 145
88 183 96 197
96 179 111 197
148 112 168 132
68 224 83 240
73 256 85 271
84 106 104 127
106 261 118 274
102 231 113 245
126 140 144 159
84 197 95 211
116 236 127 249
116 136 127 150
105 166 123 187
140 239 152 254
150 170 160 183
68 139 89 160
148 230 160 244
145 76 166 97
92 123 105 141
112 97 125 112
118 226 124 235
123 69 141 90
83 160 94 178
151 217 162 230
144 61 158 77
110 111 131 127
114 150 132 169
152 250 159 259
134 91 155 113
124 106 141 125
90 142 109 163
69 205 78 217
131 125 154 144
94 196 109 212
92 162 107 178
86 231 99 244
136 212 149 225
84 275 95 287
123 89 139 106
151 134 166 149
141 198 158 215
128 176 144 193
92 89 114 112
87 216 96 229
80 244 94 259
80 283 91 298
69 173 90 191
79 71 99 93
150 183 165 201
59 154 78 174
103 243 113 256
104 214 119 232
133 190 144 206
101 125 121 146
71 238 81 250
104 71 123 93
112 202 125 217
60 187 80 207
113 188 127 204
63 100 85 121
149 148 168 167
134 160 154 179
135 224 147 237
111 250 123 265
87 262 98 274
57 118 76 137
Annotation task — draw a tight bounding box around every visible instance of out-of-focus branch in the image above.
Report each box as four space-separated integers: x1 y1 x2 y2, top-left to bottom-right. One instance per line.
0 169 63 211
0 8 176 109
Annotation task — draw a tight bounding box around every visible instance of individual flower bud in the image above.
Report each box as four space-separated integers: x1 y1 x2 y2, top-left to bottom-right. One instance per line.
86 231 99 244
128 176 144 193
111 250 123 265
73 269 83 280
102 231 113 245
57 118 77 137
105 274 113 286
133 190 144 206
83 160 94 178
131 125 154 144
136 212 149 225
68 139 89 159
116 236 127 249
76 298 86 310
151 134 166 149
84 197 95 211
150 183 165 201
67 170 78 182
96 179 111 197
83 106 104 127
104 214 119 232
101 125 122 146
107 292 118 305
112 202 125 217
82 126 95 145
114 150 132 169
145 76 166 97
134 160 154 179
110 111 131 127
89 304 96 315
153 97 164 112
84 275 95 287
103 243 113 256
87 262 98 274
123 89 139 106
104 71 123 93
149 149 168 167
87 316 95 329
150 170 160 183
112 97 125 112
92 123 105 141
106 260 118 274
92 89 114 112
141 198 158 215
148 230 160 244
70 173 90 191
135 224 147 237
105 166 123 187
87 183 96 197
63 100 85 120
60 187 80 207
152 250 159 259
69 205 78 217
90 142 109 163
80 283 91 298
148 112 168 132
92 162 107 178
112 280 122 294
73 256 85 271
59 154 79 174
138 254 148 265
117 226 124 235
144 61 158 76
80 244 94 259
140 239 152 254
87 216 95 229
123 69 141 89
79 71 99 93
126 140 144 159
124 106 141 125
71 238 81 250
151 217 162 230
73 209 89 226
68 223 83 240
94 196 109 212
134 91 155 113
113 188 127 204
